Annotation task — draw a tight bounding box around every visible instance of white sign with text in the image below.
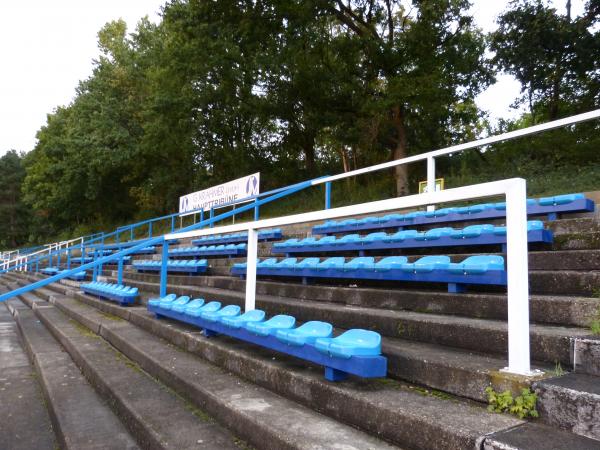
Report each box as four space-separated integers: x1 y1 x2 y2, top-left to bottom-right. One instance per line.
179 173 260 214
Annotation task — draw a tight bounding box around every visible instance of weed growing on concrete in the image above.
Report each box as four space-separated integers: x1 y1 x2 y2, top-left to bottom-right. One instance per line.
589 306 600 335
485 387 539 419
553 361 565 377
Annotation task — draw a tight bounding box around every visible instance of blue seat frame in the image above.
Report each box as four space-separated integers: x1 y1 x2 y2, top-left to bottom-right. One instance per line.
147 303 387 381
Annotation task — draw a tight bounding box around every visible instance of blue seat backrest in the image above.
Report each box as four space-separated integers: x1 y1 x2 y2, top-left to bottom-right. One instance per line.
295 257 320 269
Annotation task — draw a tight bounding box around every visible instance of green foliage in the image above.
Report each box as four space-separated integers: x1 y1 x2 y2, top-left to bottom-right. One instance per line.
485 387 539 419
0 151 31 247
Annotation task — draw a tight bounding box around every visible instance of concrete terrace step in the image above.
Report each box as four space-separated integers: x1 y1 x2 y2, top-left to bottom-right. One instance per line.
35 286 528 450
29 290 404 450
31 305 248 450
0 302 56 450
12 305 141 450
1 278 244 450
534 373 600 441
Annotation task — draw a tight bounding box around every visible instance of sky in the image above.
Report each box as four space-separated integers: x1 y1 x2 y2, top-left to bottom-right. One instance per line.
0 0 586 156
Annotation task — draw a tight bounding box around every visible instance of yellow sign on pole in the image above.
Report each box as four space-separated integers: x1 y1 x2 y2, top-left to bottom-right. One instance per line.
418 178 444 194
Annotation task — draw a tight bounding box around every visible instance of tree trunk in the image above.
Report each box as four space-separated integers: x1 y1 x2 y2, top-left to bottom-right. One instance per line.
391 105 409 196
303 131 316 176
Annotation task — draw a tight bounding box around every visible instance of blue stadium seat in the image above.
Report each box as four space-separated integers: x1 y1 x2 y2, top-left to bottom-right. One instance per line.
148 293 176 307
316 257 345 271
276 321 333 346
245 315 296 336
221 309 266 328
447 255 504 274
315 329 382 359
81 281 138 305
295 257 320 270
272 258 297 270
343 257 375 271
415 227 454 241
146 297 387 381
185 300 220 318
374 256 408 271
401 255 451 273
361 232 387 244
182 298 206 315
172 296 193 313
538 193 584 206
162 295 190 310
201 304 241 322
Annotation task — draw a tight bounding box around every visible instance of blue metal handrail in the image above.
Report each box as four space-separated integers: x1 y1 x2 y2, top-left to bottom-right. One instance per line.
0 179 314 302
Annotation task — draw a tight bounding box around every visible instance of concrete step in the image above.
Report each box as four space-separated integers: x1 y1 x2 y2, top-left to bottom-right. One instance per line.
484 422 600 450
534 373 600 441
12 305 141 450
572 336 600 376
33 291 404 450
28 302 249 450
0 303 56 450
36 287 530 450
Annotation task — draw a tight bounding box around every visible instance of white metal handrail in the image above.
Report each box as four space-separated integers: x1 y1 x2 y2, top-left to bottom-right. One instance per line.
311 109 600 194
1 236 86 272
168 178 535 376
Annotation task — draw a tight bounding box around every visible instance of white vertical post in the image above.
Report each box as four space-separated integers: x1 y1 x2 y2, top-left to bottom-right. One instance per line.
504 178 532 375
245 228 258 311
426 156 436 212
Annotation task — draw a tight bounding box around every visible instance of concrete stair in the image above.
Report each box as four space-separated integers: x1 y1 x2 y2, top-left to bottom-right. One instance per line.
4 210 600 449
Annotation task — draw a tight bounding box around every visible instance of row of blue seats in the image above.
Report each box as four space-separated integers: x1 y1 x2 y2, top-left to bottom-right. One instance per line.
191 228 282 246
133 259 208 274
147 294 386 381
71 256 132 265
81 281 138 305
39 267 87 281
275 221 551 255
232 255 506 293
313 193 593 234
169 243 246 258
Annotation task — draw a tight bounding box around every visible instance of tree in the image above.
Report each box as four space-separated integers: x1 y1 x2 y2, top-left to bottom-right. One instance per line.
319 0 492 195
491 0 600 121
0 151 30 248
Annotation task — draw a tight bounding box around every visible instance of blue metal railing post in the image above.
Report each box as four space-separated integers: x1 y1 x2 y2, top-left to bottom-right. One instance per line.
325 181 332 209
200 209 204 225
209 208 214 228
67 249 71 270
254 199 259 221
117 257 124 285
92 251 98 282
171 216 175 232
149 222 153 238
130 227 134 241
57 247 61 268
159 240 168 297
49 249 53 268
